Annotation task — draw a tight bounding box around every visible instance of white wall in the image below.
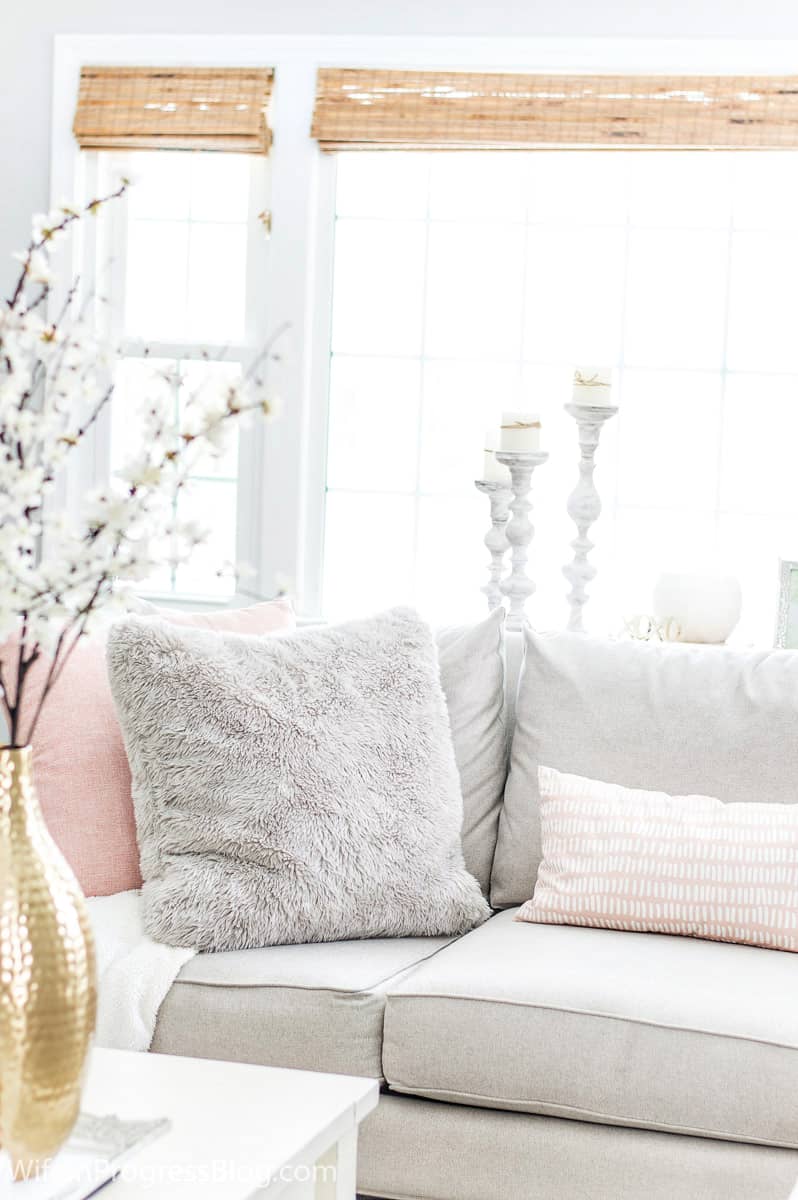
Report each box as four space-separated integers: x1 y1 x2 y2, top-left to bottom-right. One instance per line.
4 0 798 287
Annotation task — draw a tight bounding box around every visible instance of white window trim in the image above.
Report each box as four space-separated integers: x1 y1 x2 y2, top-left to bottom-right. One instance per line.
89 146 270 607
51 34 798 616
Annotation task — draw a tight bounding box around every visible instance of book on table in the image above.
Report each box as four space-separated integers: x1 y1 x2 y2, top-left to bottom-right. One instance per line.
0 1113 170 1200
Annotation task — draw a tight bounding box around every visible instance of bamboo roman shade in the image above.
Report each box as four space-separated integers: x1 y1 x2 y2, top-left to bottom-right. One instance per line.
73 66 274 153
312 69 798 151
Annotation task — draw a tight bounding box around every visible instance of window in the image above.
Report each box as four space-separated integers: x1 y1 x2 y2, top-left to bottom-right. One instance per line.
322 148 798 640
93 148 267 599
56 42 798 640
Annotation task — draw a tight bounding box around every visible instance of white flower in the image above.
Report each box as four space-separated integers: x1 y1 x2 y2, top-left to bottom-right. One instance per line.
0 372 30 407
16 311 45 340
57 198 82 219
0 191 278 744
117 458 166 489
177 518 208 546
32 210 66 245
26 249 54 286
83 488 131 531
202 420 234 454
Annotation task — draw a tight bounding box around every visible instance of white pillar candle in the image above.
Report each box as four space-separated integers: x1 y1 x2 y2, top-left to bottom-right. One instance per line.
572 366 614 407
499 411 541 453
482 430 511 484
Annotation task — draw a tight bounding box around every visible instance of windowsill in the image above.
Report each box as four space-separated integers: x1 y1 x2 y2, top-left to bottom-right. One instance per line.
136 590 322 625
136 590 250 612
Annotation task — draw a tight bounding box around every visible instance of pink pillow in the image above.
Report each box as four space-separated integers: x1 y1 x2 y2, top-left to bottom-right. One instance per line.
3 599 294 896
516 765 798 953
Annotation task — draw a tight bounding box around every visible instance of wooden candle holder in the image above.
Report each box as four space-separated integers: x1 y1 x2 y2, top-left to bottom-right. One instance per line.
474 480 512 613
495 450 549 631
562 402 618 633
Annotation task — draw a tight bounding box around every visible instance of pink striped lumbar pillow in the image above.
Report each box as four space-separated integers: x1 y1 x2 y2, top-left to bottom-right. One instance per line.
516 765 798 953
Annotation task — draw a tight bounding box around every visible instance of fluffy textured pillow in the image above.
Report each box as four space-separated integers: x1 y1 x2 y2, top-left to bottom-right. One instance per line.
0 598 294 897
492 628 798 908
107 607 491 950
517 766 798 953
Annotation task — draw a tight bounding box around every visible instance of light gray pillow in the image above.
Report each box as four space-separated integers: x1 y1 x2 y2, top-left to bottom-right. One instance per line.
491 627 798 908
436 607 507 895
107 607 491 950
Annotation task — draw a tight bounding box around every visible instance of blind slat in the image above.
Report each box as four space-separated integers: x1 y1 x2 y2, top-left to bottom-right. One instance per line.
73 66 274 154
312 69 798 151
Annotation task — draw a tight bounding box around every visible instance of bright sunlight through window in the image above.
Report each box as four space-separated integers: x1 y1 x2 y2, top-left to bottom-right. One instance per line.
106 151 253 599
322 149 798 640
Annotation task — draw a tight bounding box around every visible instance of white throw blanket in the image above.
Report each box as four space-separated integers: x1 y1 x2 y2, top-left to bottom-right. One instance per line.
86 890 196 1052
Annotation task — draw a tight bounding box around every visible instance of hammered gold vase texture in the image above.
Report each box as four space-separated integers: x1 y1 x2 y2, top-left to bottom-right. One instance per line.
0 746 96 1178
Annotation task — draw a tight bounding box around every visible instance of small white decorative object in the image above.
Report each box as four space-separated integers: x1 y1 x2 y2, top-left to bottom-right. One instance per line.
482 430 511 485
474 480 512 612
563 370 618 633
652 572 742 644
496 450 549 630
499 411 541 453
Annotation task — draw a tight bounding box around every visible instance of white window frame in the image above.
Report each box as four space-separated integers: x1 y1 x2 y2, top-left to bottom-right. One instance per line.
51 34 798 616
83 146 271 606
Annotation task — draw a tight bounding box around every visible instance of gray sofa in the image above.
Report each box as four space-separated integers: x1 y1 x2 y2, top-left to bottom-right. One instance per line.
150 622 798 1200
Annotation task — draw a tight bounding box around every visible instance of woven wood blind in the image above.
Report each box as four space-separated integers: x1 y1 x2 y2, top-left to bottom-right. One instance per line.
73 66 274 153
312 69 798 151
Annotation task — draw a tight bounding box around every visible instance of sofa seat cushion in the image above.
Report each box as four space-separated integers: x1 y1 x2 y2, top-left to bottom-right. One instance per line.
382 909 798 1148
152 933 454 1080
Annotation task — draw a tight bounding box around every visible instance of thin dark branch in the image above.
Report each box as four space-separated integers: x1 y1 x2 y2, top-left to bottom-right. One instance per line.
8 614 38 747
0 659 13 730
6 181 128 312
67 382 114 446
21 625 69 748
13 617 26 706
243 320 291 384
19 283 51 319
15 277 82 413
23 571 111 746
23 275 77 325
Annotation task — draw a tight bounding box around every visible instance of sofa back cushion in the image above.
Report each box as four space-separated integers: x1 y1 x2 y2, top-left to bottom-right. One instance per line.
436 607 507 895
1 598 295 898
491 627 798 908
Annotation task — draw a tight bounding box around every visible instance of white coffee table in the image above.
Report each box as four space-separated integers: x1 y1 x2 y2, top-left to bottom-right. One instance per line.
72 1048 377 1198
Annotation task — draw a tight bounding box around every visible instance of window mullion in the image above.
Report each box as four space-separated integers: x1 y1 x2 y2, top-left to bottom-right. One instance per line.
233 157 270 604
254 58 331 615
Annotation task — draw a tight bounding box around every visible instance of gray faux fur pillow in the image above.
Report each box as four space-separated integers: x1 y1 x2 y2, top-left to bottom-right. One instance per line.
107 607 491 951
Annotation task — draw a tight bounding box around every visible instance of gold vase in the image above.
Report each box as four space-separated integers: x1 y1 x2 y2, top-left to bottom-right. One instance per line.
0 746 96 1179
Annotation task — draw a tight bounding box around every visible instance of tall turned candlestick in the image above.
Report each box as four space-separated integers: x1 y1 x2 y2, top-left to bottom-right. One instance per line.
474 480 512 612
563 402 618 633
496 450 549 631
